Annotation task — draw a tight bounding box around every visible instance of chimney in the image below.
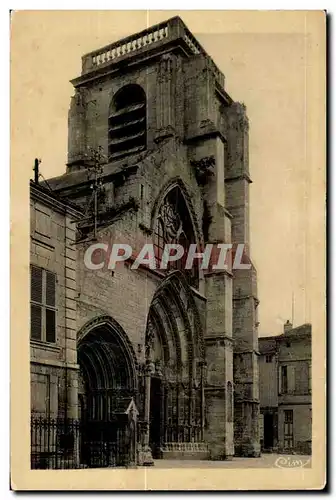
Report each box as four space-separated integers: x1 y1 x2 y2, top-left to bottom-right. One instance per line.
33 158 40 184
284 320 293 333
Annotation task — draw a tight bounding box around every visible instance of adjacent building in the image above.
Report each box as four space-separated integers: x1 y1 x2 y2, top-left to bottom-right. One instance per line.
30 179 83 420
259 322 312 455
30 180 83 467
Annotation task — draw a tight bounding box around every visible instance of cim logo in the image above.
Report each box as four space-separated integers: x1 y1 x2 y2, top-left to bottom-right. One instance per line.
274 456 311 469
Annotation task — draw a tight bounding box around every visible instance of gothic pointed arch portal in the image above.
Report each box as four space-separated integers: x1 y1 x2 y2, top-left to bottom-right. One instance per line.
77 316 138 466
78 316 138 418
144 272 206 458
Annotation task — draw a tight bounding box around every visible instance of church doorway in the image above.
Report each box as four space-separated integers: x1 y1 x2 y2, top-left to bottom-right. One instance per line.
264 413 274 450
77 316 138 467
149 376 163 458
144 272 205 458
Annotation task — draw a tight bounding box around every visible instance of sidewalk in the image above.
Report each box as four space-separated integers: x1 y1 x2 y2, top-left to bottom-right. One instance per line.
153 454 311 468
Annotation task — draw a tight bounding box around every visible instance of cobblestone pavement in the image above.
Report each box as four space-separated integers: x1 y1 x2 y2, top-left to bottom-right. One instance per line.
154 454 312 468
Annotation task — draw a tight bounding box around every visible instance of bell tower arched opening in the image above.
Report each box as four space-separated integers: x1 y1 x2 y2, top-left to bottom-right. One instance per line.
108 84 147 162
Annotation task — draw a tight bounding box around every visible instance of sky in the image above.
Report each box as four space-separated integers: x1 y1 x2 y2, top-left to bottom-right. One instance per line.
11 10 323 336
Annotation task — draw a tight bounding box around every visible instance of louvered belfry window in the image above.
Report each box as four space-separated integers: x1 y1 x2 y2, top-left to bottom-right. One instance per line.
108 84 146 162
30 266 56 343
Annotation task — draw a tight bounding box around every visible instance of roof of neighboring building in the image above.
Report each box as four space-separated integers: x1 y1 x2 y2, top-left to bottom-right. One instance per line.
258 337 277 354
43 156 138 194
259 323 312 353
283 323 312 336
30 179 84 218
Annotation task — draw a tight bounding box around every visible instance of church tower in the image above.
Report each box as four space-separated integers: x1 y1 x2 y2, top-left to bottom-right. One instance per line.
47 16 260 461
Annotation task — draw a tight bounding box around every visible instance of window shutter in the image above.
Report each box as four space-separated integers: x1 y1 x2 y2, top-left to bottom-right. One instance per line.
278 366 282 393
227 381 233 422
45 309 56 343
45 271 56 307
30 204 36 235
31 266 43 303
288 365 296 393
31 304 42 340
35 208 51 237
308 363 312 392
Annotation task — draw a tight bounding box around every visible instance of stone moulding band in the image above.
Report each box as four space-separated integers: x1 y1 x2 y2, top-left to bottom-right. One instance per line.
161 442 209 452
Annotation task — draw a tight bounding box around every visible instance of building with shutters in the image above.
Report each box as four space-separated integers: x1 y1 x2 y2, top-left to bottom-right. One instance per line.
30 16 261 465
30 180 83 421
259 322 312 455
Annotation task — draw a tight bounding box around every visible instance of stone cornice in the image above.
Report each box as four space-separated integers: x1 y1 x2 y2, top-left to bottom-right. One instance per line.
204 387 226 396
204 334 233 346
31 358 80 371
184 125 226 145
233 349 259 356
225 173 253 184
30 181 83 219
50 163 138 197
215 84 234 107
233 294 259 303
204 269 233 279
189 286 207 303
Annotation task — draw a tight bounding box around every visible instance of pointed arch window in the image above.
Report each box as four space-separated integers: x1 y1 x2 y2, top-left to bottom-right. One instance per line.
108 84 146 162
154 186 199 287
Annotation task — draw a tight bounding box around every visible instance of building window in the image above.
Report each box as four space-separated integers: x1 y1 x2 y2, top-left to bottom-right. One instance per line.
284 410 294 449
227 381 233 422
265 354 273 363
31 204 51 241
280 365 288 394
280 365 295 394
35 208 51 238
284 409 293 423
108 84 146 162
308 363 312 393
31 373 50 417
30 266 56 343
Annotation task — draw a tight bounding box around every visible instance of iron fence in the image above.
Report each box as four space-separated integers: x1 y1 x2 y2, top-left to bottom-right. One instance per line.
31 417 81 469
31 417 135 469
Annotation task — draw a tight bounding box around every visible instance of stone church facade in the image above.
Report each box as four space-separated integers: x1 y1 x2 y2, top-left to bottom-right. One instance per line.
39 16 260 462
